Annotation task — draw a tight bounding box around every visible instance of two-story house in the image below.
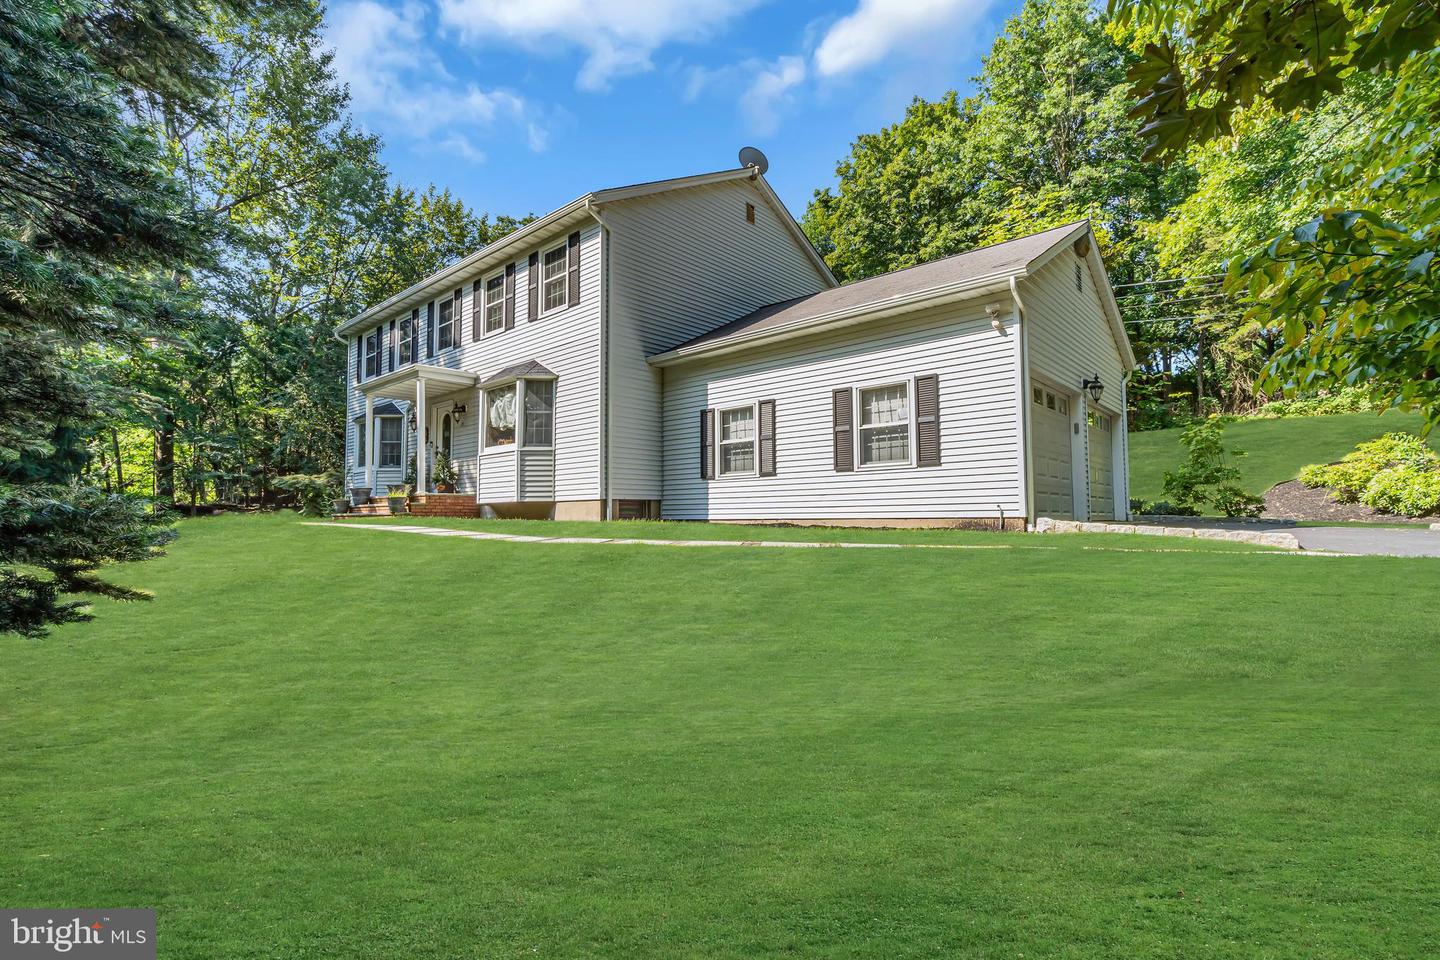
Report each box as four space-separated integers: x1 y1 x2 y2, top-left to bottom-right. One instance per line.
336 158 1134 528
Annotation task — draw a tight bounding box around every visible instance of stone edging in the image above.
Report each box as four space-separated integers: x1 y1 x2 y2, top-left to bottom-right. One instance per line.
1035 517 1299 549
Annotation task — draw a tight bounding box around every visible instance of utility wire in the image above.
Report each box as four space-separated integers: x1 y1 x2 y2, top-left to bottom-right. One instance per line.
1111 274 1225 289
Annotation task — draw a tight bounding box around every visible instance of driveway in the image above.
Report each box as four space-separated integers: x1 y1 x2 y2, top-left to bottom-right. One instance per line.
1291 526 1440 557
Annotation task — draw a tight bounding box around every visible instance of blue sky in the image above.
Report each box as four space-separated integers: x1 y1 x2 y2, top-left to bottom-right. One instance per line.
323 0 1027 221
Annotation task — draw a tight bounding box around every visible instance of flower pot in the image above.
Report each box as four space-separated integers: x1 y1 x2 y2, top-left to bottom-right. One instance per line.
349 487 371 507
435 483 454 493
386 496 408 515
331 498 351 515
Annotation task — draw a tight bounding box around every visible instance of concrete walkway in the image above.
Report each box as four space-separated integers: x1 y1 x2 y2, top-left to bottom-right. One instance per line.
308 522 1341 556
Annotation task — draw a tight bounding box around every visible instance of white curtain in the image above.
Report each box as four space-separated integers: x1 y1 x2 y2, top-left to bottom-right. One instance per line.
488 387 515 429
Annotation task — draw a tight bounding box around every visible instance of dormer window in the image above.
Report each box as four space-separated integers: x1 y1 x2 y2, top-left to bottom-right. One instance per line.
542 243 568 313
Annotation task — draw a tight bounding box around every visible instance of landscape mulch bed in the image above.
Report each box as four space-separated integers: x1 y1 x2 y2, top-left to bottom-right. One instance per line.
1263 479 1434 524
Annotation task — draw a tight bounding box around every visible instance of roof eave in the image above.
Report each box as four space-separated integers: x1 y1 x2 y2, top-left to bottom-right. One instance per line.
335 197 595 337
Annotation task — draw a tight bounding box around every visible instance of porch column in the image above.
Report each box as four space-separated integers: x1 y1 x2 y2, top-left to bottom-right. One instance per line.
363 394 375 491
414 375 427 494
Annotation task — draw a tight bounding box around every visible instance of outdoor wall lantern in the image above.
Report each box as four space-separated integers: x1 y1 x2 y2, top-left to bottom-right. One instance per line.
451 402 467 426
407 410 417 431
1082 374 1105 404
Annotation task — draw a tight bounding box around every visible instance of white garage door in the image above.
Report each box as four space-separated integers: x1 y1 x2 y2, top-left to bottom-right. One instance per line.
1088 408 1115 520
1031 385 1073 519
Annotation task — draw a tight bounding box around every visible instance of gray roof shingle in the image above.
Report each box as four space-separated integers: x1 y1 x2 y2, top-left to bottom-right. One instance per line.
659 221 1085 357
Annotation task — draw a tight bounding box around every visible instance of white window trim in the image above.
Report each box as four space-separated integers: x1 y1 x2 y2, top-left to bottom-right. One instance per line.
482 271 506 336
520 378 556 450
714 401 759 479
854 377 916 470
538 242 569 316
377 415 404 468
482 377 558 452
436 296 457 351
363 332 379 379
399 314 415 365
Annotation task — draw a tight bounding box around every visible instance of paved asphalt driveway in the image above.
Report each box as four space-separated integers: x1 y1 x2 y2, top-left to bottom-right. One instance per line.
1291 526 1440 557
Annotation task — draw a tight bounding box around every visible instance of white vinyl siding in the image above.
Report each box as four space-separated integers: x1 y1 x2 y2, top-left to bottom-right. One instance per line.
345 225 602 501
1023 251 1129 519
661 301 1022 521
604 179 833 501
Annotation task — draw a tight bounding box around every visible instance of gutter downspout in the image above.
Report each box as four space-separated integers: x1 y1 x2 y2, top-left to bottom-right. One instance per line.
585 199 612 519
1009 276 1035 530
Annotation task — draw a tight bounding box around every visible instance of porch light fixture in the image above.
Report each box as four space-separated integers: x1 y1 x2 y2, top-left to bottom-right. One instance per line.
1082 374 1105 404
451 402 467 425
407 410 417 431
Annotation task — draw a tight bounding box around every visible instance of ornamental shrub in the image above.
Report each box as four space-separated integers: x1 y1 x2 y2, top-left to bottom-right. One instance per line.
1299 433 1438 501
1254 386 1381 419
1161 420 1263 517
1359 466 1440 517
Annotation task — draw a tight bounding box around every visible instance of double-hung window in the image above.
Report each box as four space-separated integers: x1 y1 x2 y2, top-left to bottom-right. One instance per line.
483 274 505 334
523 380 554 447
541 244 568 313
364 332 379 378
858 383 910 466
718 404 756 476
437 297 455 349
378 417 402 467
399 314 413 365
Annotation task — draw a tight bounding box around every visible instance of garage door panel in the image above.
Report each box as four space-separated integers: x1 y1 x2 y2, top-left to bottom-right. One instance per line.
1088 408 1115 519
1031 385 1073 519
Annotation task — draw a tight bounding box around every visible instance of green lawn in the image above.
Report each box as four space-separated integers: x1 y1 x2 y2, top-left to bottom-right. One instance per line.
1128 409 1436 504
4 513 1439 958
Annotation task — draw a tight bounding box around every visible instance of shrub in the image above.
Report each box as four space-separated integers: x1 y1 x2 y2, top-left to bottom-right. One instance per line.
1131 498 1198 516
1299 433 1438 502
1359 466 1440 517
274 472 342 517
1253 386 1383 419
1161 420 1262 517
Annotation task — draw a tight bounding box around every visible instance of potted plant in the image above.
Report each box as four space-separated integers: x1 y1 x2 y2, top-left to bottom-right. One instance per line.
432 452 458 493
349 485 371 508
332 496 351 515
386 484 410 515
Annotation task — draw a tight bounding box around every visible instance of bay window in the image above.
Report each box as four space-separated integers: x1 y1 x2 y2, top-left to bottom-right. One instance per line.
523 380 554 447
378 417 402 467
485 383 516 447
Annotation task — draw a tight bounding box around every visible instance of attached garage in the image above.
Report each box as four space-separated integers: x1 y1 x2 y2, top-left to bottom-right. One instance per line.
1088 407 1116 519
1030 384 1074 519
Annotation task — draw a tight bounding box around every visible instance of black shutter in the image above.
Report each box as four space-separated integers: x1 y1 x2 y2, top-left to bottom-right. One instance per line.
354 336 361 382
388 319 396 372
453 288 463 346
758 399 776 477
832 387 854 472
409 308 419 363
567 231 580 305
916 374 940 467
471 280 482 341
528 252 539 320
426 300 435 358
504 262 516 330
700 408 715 480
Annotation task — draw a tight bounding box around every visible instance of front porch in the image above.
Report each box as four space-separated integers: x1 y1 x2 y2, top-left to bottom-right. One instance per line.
355 363 478 498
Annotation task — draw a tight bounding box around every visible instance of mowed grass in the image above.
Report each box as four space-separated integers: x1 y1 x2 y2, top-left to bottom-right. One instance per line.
1129 409 1436 504
3 513 1439 959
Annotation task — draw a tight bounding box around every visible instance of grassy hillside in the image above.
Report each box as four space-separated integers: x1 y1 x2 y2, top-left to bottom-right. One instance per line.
4 513 1440 958
1129 409 1436 503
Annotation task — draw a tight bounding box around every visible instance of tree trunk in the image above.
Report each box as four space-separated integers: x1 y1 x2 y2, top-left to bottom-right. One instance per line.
154 417 175 505
111 428 125 492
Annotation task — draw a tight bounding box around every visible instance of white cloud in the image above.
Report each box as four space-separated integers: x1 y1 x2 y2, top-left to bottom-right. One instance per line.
684 55 805 135
436 0 769 91
325 0 541 148
814 0 997 78
439 133 486 162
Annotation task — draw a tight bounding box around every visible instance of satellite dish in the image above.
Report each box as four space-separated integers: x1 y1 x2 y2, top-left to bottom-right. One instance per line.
738 146 769 175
